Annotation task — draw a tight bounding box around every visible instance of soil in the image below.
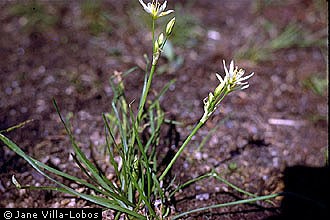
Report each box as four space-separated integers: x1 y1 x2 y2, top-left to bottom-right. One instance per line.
0 0 328 219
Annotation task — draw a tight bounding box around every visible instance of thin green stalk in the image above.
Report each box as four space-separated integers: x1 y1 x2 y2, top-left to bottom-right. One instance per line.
152 19 155 56
160 121 204 181
196 117 228 152
136 18 157 126
212 171 276 206
171 193 280 219
147 166 152 200
213 172 257 198
0 119 34 133
169 172 212 198
137 63 157 123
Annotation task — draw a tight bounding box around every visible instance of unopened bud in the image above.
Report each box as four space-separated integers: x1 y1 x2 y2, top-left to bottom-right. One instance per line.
153 39 159 53
157 33 165 47
166 17 175 36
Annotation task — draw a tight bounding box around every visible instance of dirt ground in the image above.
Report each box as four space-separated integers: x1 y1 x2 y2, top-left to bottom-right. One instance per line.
0 0 328 219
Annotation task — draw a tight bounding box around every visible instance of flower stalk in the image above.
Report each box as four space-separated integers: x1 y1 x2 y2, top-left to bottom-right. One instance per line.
137 0 175 124
159 120 204 181
160 60 254 180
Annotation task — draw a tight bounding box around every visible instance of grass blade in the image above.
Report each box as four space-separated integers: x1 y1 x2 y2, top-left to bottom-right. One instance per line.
0 119 34 133
102 114 121 180
171 193 280 219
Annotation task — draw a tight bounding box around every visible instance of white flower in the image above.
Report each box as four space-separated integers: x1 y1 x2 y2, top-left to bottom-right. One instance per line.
221 60 254 92
139 0 174 19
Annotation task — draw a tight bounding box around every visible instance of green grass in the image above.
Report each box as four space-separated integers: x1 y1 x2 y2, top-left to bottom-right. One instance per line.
81 0 112 35
9 1 58 32
236 20 327 62
302 75 328 96
170 4 202 47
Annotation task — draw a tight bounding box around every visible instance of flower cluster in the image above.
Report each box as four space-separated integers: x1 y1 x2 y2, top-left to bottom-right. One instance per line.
201 60 254 123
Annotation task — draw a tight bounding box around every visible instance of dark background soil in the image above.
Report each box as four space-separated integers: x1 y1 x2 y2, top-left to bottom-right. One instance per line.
0 0 328 219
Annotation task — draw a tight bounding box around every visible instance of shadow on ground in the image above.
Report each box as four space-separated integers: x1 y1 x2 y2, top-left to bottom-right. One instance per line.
268 165 329 220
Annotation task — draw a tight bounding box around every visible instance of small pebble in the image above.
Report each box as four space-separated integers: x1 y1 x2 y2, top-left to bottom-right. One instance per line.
6 202 15 208
207 30 221 40
183 161 189 169
50 157 61 166
61 199 71 206
67 198 76 207
194 152 202 160
196 193 210 201
5 87 13 95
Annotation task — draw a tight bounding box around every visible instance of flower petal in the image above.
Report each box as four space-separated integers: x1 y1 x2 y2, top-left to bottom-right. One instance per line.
223 60 229 77
236 69 245 78
238 72 254 81
236 80 248 84
159 1 167 13
216 73 224 83
159 10 174 17
139 0 149 12
229 60 234 77
240 84 250 90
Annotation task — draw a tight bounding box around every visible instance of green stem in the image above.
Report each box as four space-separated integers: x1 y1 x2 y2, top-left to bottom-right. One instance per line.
159 120 204 181
213 172 256 198
169 172 212 198
137 63 157 123
212 171 276 206
171 193 280 219
137 19 156 124
152 19 155 54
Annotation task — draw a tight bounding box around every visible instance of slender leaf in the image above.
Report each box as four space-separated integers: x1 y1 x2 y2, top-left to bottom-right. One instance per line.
102 114 120 180
172 193 280 219
0 119 34 133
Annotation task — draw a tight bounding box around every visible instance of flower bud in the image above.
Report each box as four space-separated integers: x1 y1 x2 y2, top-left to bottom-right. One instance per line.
165 17 175 36
153 38 159 53
157 33 165 47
